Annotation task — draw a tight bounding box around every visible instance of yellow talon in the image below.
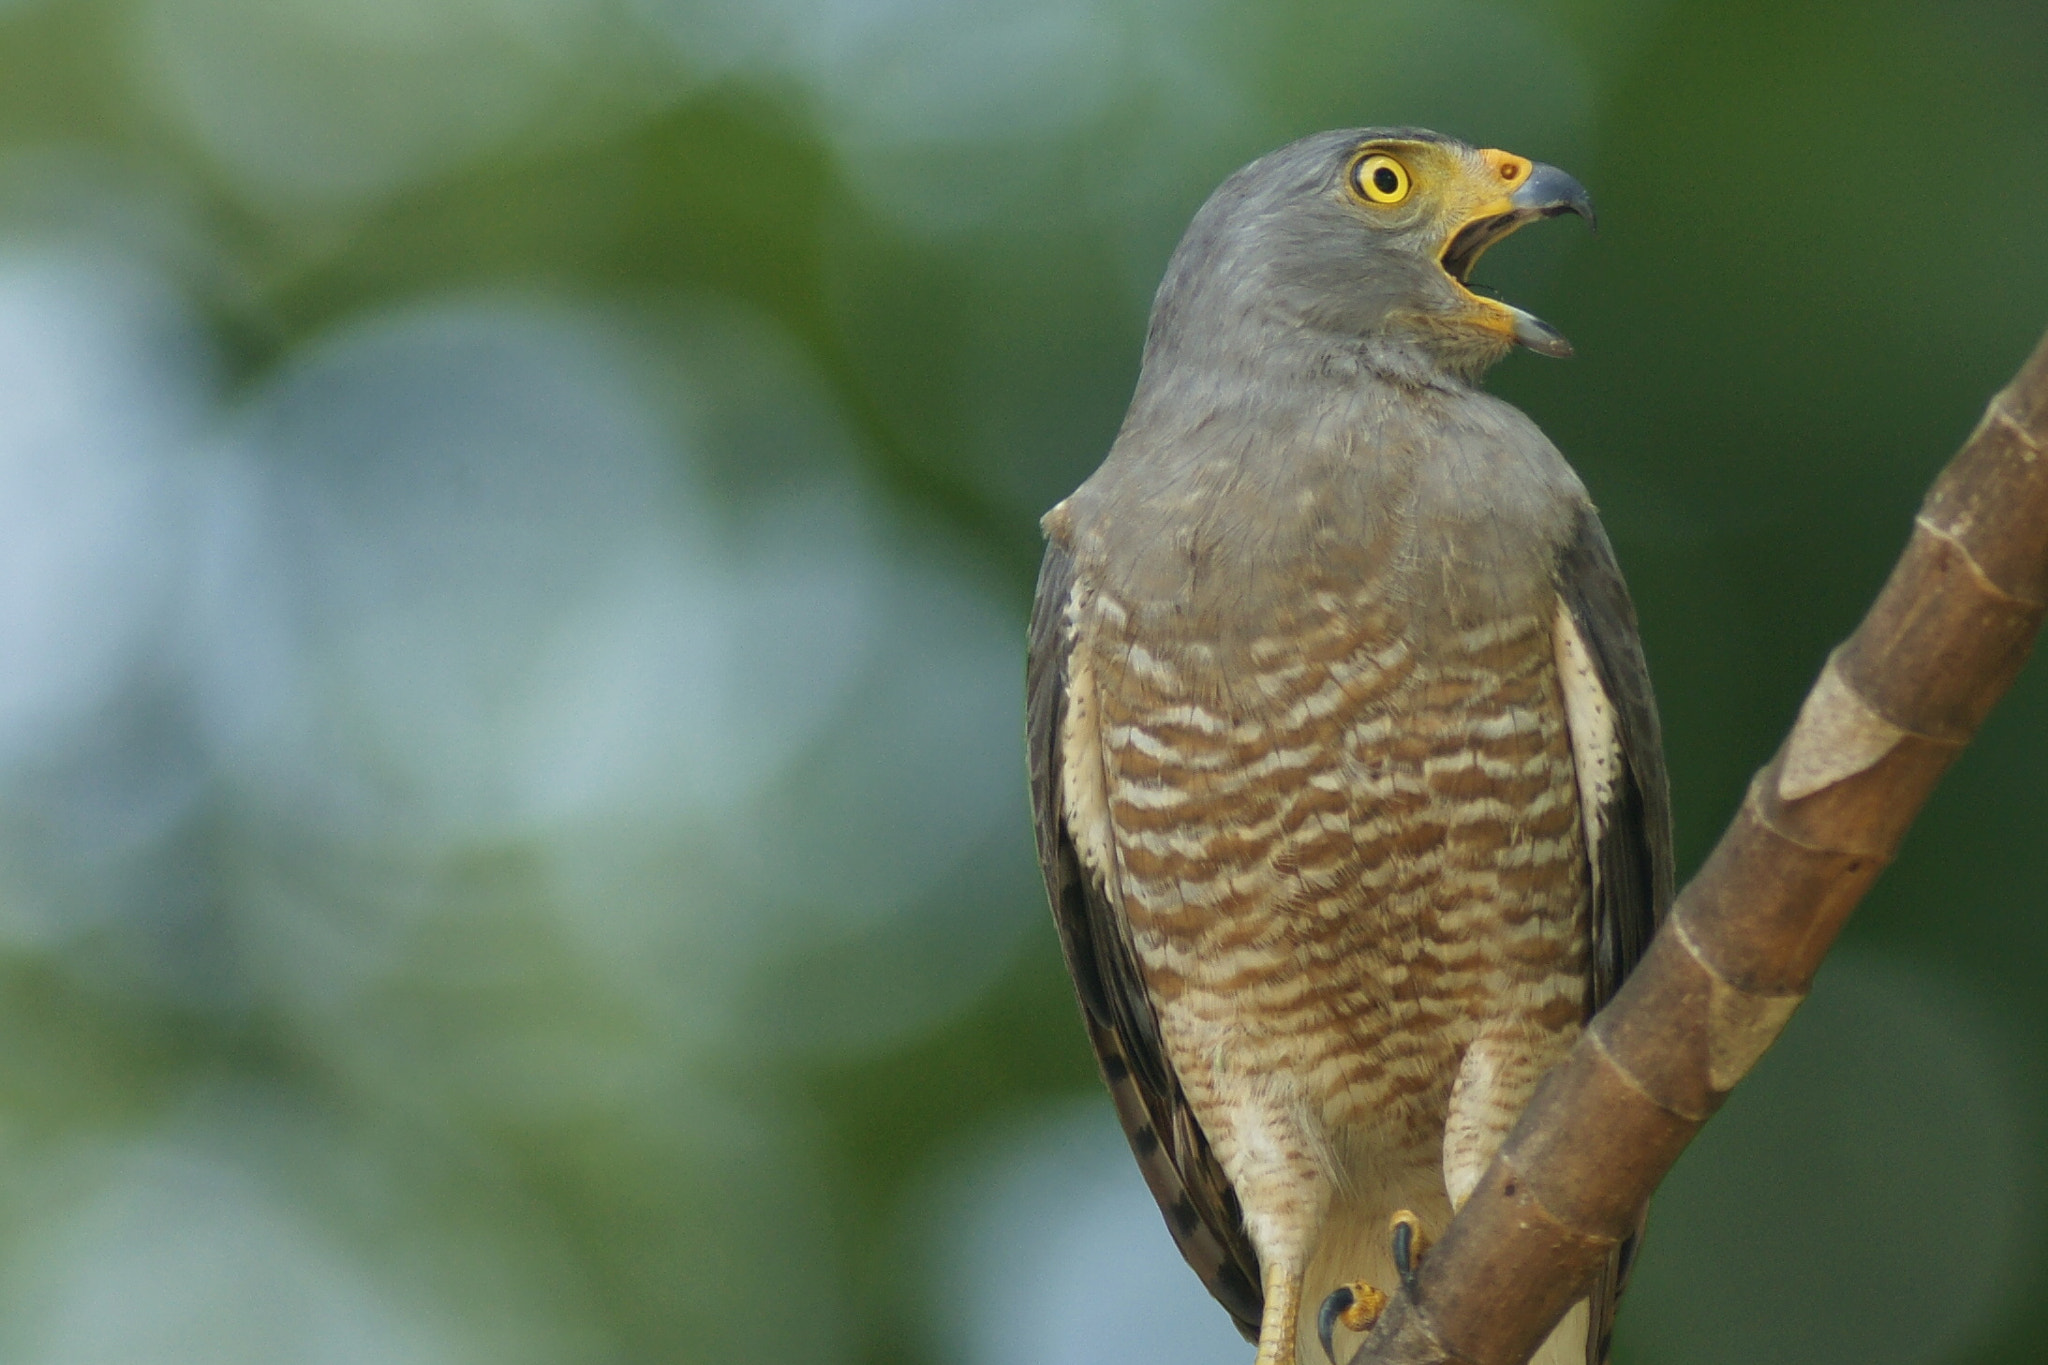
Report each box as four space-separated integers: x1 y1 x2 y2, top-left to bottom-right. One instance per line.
1315 1281 1389 1363
1389 1209 1429 1295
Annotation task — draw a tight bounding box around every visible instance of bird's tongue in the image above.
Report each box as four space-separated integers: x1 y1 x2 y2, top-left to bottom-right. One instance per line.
1505 304 1573 359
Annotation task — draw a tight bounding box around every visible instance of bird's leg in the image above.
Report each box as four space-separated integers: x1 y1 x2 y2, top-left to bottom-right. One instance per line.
1252 1260 1305 1365
1389 1209 1430 1297
1443 1017 1570 1210
1315 1282 1390 1364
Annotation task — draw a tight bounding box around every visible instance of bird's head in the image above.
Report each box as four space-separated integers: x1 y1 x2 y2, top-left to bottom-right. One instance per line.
1145 128 1595 384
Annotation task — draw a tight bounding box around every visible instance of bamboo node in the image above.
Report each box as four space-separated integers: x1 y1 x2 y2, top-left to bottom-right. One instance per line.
1672 919 1806 1091
1987 394 2041 462
1777 656 1907 801
1912 515 2045 612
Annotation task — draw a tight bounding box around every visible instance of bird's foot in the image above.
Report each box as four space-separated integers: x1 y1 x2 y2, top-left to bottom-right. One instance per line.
1315 1282 1390 1365
1312 1212 1433 1363
1390 1209 1430 1298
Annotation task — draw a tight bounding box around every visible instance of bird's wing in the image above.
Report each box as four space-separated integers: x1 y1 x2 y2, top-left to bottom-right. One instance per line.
1552 504 1675 1365
1028 539 1265 1341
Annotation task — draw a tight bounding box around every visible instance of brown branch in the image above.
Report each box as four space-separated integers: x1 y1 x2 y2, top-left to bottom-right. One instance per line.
1346 325 2048 1365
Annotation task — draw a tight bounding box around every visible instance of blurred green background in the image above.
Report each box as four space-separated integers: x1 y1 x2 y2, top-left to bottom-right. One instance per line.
0 0 2041 1362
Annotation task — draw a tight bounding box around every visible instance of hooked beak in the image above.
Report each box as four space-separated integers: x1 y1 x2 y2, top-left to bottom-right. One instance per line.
1509 162 1596 232
1439 156 1596 359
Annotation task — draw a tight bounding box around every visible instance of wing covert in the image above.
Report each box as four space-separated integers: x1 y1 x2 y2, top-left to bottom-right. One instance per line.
1554 505 1674 1011
1553 504 1675 1365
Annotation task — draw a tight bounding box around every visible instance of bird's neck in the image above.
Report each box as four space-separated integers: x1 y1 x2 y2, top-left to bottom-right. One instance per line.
1132 307 1492 427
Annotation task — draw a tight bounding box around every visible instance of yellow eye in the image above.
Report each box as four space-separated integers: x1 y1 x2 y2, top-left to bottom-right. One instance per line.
1350 153 1411 205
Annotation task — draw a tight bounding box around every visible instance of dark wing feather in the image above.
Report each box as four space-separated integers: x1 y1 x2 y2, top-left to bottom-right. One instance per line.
1553 506 1675 1365
1027 539 1264 1340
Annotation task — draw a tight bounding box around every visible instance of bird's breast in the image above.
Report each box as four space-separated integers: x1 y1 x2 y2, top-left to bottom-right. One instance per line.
1083 552 1589 1151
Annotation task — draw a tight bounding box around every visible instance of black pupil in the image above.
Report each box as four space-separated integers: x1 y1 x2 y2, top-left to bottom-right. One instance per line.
1372 164 1400 195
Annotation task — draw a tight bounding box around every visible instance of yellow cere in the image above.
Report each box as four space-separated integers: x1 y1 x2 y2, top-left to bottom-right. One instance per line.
1350 152 1411 205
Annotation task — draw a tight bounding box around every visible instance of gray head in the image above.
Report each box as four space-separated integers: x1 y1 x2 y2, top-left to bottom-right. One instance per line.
1139 128 1594 389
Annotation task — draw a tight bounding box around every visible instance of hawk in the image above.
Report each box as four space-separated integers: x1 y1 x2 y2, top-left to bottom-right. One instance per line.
1026 129 1672 1365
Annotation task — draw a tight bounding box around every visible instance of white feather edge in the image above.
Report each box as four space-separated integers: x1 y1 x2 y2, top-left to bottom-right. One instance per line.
1553 597 1622 902
1057 578 1117 890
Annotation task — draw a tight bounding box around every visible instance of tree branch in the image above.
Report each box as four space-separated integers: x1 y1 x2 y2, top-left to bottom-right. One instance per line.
1346 325 2048 1365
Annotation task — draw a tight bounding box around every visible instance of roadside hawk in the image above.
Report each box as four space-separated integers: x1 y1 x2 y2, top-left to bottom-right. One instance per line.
1026 128 1673 1365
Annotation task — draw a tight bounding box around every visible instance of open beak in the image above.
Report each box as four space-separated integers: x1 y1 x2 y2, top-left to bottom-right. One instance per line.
1440 156 1595 358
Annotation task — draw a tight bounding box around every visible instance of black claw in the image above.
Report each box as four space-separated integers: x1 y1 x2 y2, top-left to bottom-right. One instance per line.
1392 1218 1420 1298
1316 1284 1355 1365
